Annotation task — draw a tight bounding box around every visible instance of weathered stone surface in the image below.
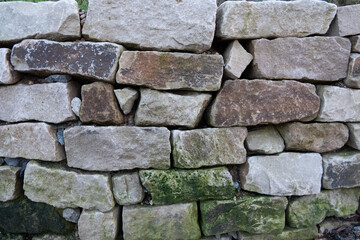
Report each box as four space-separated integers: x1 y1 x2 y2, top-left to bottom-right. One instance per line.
172 127 247 168
64 126 170 171
347 123 360 150
201 235 232 240
238 226 318 240
112 172 144 205
79 82 124 125
32 234 76 240
139 167 235 205
0 48 21 85
277 122 349 153
223 41 253 79
123 203 201 240
83 0 216 53
114 88 139 115
78 207 119 240
245 126 285 154
344 54 360 88
327 4 360 36
319 217 360 233
287 188 360 228
0 82 78 123
0 123 65 161
322 150 360 189
0 0 80 44
116 51 223 91
240 152 322 196
208 80 320 127
350 35 360 53
24 161 115 212
11 40 124 82
0 166 22 202
216 1 336 40
70 97 81 118
200 195 288 236
249 37 351 81
135 88 211 128
62 208 81 223
44 75 72 83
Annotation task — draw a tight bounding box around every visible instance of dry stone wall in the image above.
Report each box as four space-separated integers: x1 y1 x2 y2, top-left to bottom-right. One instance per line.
0 0 360 240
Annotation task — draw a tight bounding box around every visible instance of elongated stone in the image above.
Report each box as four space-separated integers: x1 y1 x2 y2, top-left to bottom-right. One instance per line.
0 48 21 85
112 172 144 205
319 218 360 233
327 4 360 36
64 126 170 171
249 37 351 81
245 126 285 154
24 161 115 212
139 167 235 205
11 40 124 82
208 80 320 127
350 35 360 53
347 123 360 150
0 166 22 202
0 82 78 124
344 53 360 88
238 227 318 240
172 127 247 168
223 40 253 79
240 152 323 196
0 123 65 161
116 51 223 91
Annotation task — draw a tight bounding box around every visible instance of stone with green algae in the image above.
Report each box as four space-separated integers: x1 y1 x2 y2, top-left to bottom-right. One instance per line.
238 226 318 240
0 166 22 202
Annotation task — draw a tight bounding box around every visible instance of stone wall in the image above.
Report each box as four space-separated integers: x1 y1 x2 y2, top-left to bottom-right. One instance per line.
0 0 360 240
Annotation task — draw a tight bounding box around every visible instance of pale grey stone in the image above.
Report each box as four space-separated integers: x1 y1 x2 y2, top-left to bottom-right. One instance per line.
70 97 81 118
347 123 360 150
0 48 21 85
223 40 253 79
114 88 139 115
319 218 360 233
344 53 360 88
112 172 144 205
62 208 81 223
350 35 360 53
327 4 360 36
64 126 170 171
245 126 285 154
32 234 75 240
0 166 22 202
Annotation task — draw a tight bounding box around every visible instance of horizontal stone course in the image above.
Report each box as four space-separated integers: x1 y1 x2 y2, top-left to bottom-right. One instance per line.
350 35 360 52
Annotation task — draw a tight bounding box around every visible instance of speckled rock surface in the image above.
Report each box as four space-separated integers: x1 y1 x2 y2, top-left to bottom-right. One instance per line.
0 48 21 85
327 4 360 36
245 126 285 154
350 35 360 52
0 166 22 202
114 88 139 115
344 53 360 88
223 40 253 79
112 172 144 205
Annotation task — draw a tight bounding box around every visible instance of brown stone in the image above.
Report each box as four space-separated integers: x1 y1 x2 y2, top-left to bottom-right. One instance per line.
208 80 320 127
344 53 360 88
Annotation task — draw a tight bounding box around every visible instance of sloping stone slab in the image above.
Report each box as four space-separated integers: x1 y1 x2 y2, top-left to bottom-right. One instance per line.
0 48 21 85
245 126 285 154
238 226 318 240
350 35 360 53
347 123 360 150
344 53 360 88
112 172 144 205
223 40 253 79
0 166 22 202
327 4 360 36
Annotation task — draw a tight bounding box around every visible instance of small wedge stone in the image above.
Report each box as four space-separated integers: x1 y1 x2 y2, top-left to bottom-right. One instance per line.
114 88 139 115
350 35 360 53
112 172 144 205
327 4 360 36
344 53 360 88
62 208 81 224
223 40 253 79
0 166 22 202
0 48 21 85
70 97 81 118
347 123 360 150
245 126 285 154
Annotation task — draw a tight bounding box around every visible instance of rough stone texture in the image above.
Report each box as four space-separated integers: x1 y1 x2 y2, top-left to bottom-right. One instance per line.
139 167 235 205
287 188 360 228
135 88 211 128
277 122 349 153
112 172 144 205
327 4 360 36
201 235 232 240
64 126 170 171
347 123 360 150
208 80 320 127
200 195 288 236
44 75 72 83
223 40 253 79
172 127 247 168
240 152 323 196
245 126 285 154
322 150 360 189
0 48 21 85
11 39 124 82
83 0 216 53
238 227 318 240
79 82 124 125
0 123 65 161
249 37 351 81
216 1 336 40
62 208 81 223
0 82 78 124
114 88 139 115
23 161 115 212
78 207 119 240
319 217 360 233
0 166 22 202
123 203 201 240
116 51 223 91
70 97 81 118
350 35 360 53
0 0 80 45
32 234 74 240
344 53 360 88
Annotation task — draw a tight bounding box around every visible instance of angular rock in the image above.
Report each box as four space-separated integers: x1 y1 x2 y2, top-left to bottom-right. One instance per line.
216 1 336 40
83 0 216 53
44 75 72 83
249 37 351 81
200 195 288 236
78 207 119 240
70 97 81 118
322 150 360 189
0 82 78 124
0 0 80 44
245 126 285 154
208 80 320 127
117 51 223 91
114 88 139 115
79 82 124 125
0 166 22 202
64 126 170 171
347 123 360 150
24 161 115 212
201 235 232 240
277 122 349 153
139 167 235 205
238 226 318 240
350 35 360 53
0 158 3 165
319 217 360 233
112 172 144 205
172 127 247 168
223 41 253 79
11 40 124 82
135 88 211 128
123 203 201 240
240 152 323 196
0 48 21 85
0 123 65 161
327 4 360 36
344 53 360 88
62 208 81 224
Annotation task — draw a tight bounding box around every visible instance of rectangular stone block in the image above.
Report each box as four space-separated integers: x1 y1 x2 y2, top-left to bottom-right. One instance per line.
245 126 285 154
0 48 21 85
0 166 22 202
350 35 360 53
344 53 360 88
112 172 144 205
327 4 360 36
238 227 318 240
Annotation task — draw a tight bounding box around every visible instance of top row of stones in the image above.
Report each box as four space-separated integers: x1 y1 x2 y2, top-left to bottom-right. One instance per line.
1 0 359 53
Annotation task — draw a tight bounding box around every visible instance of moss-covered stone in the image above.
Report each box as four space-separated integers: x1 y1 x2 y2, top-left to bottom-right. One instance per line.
0 166 22 202
238 226 318 240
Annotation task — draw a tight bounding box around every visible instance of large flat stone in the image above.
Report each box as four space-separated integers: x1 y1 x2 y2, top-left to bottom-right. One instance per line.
238 227 318 240
0 82 78 124
0 0 80 45
11 40 124 82
216 1 336 40
327 4 360 36
83 0 216 53
23 161 115 212
0 123 65 161
0 166 22 202
64 126 170 171
249 37 351 81
223 40 253 79
208 80 320 127
350 35 360 53
172 127 247 168
116 51 223 91
0 48 21 85
240 152 323 196
123 203 201 240
112 172 144 205
245 126 285 154
344 53 360 88
347 123 360 150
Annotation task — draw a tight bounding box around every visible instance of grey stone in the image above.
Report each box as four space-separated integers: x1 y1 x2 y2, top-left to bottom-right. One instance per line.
0 158 3 165
62 208 81 223
44 75 72 83
347 123 360 150
238 226 318 240
223 40 253 79
70 97 81 118
245 126 285 154
327 4 360 36
114 88 139 115
32 234 77 240
0 48 21 85
0 166 22 202
350 35 360 53
112 172 144 205
319 218 360 233
344 54 360 88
